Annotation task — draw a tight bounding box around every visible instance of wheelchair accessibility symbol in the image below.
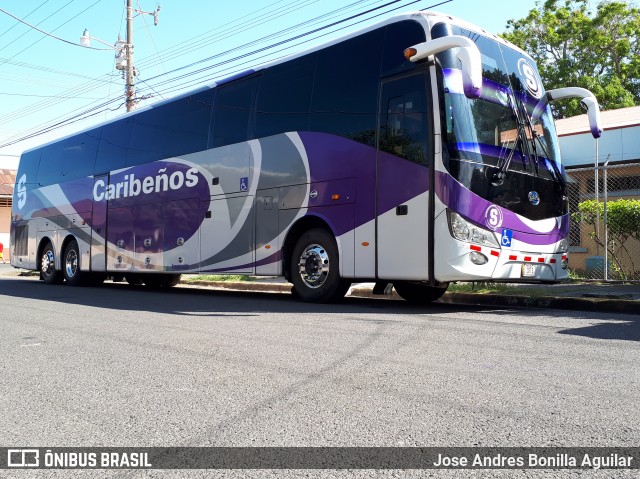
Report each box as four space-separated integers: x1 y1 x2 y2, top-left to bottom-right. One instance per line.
240 177 249 192
501 229 513 248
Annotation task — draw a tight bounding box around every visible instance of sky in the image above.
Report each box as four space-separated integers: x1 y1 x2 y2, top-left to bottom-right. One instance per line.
0 0 539 170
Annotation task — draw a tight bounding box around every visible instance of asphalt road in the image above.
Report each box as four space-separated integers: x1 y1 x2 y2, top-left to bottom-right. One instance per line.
0 274 638 479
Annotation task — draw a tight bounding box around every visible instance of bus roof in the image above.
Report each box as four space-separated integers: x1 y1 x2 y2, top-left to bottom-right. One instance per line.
21 10 528 157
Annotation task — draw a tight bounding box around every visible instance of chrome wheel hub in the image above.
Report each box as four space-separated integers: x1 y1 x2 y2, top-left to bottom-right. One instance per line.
298 244 329 289
65 249 78 278
41 250 55 276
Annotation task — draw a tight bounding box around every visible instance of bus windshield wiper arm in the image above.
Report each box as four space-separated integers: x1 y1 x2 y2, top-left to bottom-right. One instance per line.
492 93 529 186
513 94 542 175
516 95 567 188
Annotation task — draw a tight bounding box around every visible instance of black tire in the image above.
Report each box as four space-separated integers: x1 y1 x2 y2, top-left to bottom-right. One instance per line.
40 241 63 285
63 239 87 286
290 228 350 303
126 274 144 286
143 273 181 289
393 281 448 304
88 273 105 286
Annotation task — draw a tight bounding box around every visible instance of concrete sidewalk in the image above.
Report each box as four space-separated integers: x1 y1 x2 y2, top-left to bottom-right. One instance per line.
184 276 640 316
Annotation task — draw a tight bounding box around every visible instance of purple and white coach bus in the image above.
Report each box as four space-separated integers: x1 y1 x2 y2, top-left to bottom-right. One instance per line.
11 11 602 303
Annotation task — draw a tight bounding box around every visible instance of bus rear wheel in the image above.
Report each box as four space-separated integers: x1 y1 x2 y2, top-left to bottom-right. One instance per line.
40 241 63 285
290 228 350 303
393 281 448 304
63 240 87 286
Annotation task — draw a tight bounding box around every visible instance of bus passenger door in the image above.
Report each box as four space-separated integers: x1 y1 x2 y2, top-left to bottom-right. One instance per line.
376 72 431 280
90 174 109 272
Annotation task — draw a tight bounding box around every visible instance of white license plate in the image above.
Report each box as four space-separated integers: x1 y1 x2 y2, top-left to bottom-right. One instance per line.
521 263 537 277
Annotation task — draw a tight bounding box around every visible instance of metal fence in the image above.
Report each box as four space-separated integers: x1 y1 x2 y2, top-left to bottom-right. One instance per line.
566 162 640 281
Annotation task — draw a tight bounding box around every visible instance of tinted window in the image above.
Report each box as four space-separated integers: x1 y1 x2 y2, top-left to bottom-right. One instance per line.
37 131 99 186
211 77 257 148
96 122 130 174
381 20 426 77
126 89 214 167
379 73 430 165
127 109 165 166
255 55 314 138
160 89 214 157
17 150 41 191
310 28 385 147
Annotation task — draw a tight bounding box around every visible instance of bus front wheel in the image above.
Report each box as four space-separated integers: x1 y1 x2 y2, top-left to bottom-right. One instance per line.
290 228 350 303
393 281 448 304
40 241 63 285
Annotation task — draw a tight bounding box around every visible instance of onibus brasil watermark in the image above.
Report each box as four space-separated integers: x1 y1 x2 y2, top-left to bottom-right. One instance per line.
2 447 637 470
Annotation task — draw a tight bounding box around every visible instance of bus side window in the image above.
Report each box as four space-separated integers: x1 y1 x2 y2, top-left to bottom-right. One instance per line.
311 28 384 147
37 132 99 186
211 78 257 148
96 123 129 174
17 150 41 191
255 55 314 138
379 74 430 166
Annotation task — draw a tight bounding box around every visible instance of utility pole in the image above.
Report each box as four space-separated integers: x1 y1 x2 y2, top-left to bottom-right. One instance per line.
125 0 135 112
81 2 160 113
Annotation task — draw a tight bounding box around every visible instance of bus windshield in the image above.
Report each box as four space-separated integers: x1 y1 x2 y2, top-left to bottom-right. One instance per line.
434 23 566 219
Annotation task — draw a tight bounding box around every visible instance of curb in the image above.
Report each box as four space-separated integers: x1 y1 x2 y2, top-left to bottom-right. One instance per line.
184 280 292 293
438 292 639 315
183 281 639 315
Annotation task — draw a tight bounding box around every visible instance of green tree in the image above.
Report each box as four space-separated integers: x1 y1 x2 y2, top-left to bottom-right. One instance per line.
502 0 640 117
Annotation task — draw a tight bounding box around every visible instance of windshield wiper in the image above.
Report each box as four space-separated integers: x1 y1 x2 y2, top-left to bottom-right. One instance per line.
514 94 542 175
492 93 530 186
516 95 567 189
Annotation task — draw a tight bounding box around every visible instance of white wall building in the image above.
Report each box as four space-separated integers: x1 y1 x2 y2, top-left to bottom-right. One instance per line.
556 105 640 168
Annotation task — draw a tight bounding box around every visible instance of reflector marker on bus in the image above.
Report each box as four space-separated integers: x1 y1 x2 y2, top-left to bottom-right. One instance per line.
505 254 561 264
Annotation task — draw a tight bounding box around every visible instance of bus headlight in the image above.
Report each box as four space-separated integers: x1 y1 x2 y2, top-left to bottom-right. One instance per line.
448 210 500 248
556 237 568 253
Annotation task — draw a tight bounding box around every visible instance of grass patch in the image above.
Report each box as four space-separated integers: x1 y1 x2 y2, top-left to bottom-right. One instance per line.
184 274 253 282
447 282 550 297
448 282 515 294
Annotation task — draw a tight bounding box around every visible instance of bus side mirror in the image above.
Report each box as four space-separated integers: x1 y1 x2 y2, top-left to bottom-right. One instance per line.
404 35 482 99
546 87 602 138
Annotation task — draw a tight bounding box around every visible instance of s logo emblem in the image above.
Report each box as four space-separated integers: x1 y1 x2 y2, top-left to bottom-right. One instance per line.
518 58 542 99
485 205 503 231
17 173 27 209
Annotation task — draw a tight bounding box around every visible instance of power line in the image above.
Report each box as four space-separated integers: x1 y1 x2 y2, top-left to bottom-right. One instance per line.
0 5 112 50
0 0 329 127
0 56 112 81
0 92 104 100
0 0 51 41
0 0 76 55
0 0 447 150
142 0 423 93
